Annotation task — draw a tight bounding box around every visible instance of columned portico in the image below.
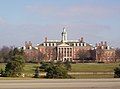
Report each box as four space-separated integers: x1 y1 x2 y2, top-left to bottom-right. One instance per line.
57 43 73 62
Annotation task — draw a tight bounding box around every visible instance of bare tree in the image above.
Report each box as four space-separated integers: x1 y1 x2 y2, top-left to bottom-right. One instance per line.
37 51 46 62
0 46 11 63
96 48 104 62
77 50 91 63
51 48 57 60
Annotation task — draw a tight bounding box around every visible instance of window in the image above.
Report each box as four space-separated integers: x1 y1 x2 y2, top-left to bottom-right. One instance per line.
54 43 56 46
81 43 83 46
50 43 53 46
74 43 76 46
47 43 49 46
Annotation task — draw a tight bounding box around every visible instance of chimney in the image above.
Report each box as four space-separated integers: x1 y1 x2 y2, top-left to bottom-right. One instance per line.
29 41 32 46
104 41 107 46
80 37 84 42
101 41 103 46
45 37 48 42
25 41 27 46
95 43 98 47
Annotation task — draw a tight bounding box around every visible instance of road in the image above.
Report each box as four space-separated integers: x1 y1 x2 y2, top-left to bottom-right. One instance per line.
0 79 120 89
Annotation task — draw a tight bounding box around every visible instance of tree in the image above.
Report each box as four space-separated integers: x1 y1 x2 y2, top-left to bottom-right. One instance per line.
115 48 120 62
24 49 39 63
45 47 52 61
4 55 25 77
0 46 11 63
40 61 51 71
0 69 4 77
34 67 40 78
0 47 25 77
114 64 120 78
40 62 71 78
45 63 68 78
51 48 57 60
77 50 91 63
4 48 25 77
3 47 24 63
96 48 104 62
64 60 71 71
37 51 46 62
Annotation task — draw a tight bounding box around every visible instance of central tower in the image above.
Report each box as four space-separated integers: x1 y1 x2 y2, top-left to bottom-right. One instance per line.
61 27 67 43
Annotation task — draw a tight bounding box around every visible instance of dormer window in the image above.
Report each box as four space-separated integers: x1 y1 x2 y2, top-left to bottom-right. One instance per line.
47 43 49 46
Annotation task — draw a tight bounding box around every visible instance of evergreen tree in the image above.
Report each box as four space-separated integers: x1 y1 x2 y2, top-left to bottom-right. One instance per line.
114 64 120 78
44 62 70 78
46 64 68 78
64 60 71 71
0 69 4 77
4 48 25 77
34 67 40 78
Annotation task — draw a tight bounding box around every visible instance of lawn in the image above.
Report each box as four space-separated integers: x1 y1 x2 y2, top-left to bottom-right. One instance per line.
0 63 119 73
0 63 5 70
0 63 39 77
22 63 39 77
0 63 120 78
71 63 120 72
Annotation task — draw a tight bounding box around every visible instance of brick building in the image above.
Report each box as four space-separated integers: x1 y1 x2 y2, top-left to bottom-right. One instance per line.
95 41 115 63
23 28 116 63
23 41 39 62
36 27 94 62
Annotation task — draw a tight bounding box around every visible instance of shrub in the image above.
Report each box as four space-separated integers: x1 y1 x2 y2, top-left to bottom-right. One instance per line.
34 67 40 78
40 62 71 78
0 69 4 77
114 64 120 78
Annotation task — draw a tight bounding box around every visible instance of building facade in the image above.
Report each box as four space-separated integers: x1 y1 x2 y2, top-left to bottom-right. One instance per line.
95 41 116 63
23 28 116 63
36 28 94 62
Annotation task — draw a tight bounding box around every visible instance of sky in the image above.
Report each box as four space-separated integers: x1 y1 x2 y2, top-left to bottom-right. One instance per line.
0 0 120 48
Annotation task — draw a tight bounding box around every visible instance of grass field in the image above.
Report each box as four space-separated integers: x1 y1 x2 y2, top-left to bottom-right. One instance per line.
0 63 119 78
71 63 120 72
0 63 5 70
0 63 39 77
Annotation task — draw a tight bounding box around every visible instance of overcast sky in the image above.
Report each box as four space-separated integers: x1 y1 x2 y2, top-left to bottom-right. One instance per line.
0 0 120 48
